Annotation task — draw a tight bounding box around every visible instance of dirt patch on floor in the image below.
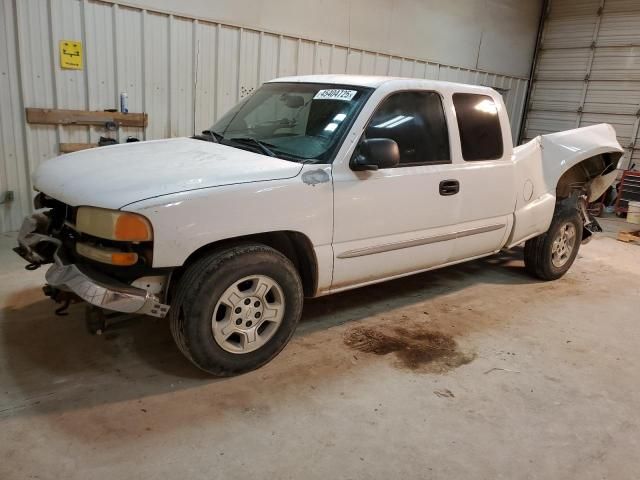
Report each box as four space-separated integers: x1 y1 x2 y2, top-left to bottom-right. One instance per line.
344 324 475 373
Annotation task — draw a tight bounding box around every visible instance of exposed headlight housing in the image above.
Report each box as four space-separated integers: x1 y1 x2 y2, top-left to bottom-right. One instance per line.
76 242 139 266
76 207 153 242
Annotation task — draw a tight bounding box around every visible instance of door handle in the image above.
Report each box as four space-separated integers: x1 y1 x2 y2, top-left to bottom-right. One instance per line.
439 179 459 196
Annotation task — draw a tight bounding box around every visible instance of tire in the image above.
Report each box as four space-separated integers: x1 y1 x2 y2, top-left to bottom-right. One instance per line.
169 243 304 376
524 200 583 281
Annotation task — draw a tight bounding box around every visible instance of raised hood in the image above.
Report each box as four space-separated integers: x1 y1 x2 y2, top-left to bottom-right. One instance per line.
33 138 303 209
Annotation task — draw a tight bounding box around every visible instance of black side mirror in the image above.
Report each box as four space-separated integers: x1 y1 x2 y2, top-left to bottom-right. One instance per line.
351 138 400 171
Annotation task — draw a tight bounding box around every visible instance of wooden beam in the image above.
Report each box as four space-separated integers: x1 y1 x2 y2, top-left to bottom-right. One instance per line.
617 230 640 244
59 143 97 153
26 108 147 128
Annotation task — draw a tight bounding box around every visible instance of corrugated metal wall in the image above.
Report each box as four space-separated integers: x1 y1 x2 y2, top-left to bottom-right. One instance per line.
523 0 640 170
0 0 530 233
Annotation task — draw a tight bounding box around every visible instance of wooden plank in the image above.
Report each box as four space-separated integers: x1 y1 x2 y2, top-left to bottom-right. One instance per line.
59 143 97 153
26 108 147 128
617 230 640 244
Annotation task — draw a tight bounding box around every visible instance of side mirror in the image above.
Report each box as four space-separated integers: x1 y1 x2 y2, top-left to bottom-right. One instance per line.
351 138 400 171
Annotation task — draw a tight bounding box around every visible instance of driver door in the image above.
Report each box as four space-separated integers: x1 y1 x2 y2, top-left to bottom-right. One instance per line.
331 90 463 289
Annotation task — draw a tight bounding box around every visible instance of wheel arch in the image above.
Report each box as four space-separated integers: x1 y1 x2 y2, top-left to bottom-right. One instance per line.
533 123 622 200
555 150 621 200
169 230 319 298
553 150 622 243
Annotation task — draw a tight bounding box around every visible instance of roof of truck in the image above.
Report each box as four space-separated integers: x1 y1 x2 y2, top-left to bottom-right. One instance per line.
268 74 496 93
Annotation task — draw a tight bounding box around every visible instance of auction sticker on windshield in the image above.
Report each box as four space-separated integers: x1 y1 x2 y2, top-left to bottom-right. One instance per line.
313 89 358 101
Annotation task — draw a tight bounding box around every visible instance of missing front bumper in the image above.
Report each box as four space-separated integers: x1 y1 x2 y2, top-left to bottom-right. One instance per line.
45 253 170 318
15 212 170 318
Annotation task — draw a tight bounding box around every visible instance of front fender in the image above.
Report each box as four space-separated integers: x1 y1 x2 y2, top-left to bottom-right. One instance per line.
122 166 334 293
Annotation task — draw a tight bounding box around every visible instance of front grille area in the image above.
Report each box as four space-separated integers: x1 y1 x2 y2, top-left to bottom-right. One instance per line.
34 192 165 282
35 193 76 228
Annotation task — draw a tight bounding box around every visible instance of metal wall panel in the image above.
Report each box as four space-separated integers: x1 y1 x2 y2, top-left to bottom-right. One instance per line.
115 5 144 140
0 0 29 232
598 0 640 46
111 0 545 79
542 16 597 48
534 48 591 80
583 81 640 115
549 0 601 17
525 111 579 137
16 0 58 175
0 0 530 233
523 0 640 170
51 0 88 144
591 46 640 81
313 43 331 75
144 10 170 139
169 15 194 137
530 80 584 112
85 0 117 143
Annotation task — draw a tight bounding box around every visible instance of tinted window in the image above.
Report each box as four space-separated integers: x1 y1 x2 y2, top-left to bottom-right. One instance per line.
364 91 450 166
453 93 503 161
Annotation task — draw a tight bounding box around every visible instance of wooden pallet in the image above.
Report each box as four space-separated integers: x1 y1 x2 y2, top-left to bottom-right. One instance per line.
617 230 640 244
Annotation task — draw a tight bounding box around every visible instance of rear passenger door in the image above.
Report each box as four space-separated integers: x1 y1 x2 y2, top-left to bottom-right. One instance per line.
447 92 517 262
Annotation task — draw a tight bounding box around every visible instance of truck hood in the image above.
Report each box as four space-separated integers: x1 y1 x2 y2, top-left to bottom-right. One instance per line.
33 138 304 209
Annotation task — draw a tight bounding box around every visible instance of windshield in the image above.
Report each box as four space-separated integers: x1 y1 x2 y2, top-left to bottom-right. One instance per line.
210 82 372 163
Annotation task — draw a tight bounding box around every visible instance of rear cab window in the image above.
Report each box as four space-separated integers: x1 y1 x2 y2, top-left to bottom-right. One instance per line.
452 93 503 161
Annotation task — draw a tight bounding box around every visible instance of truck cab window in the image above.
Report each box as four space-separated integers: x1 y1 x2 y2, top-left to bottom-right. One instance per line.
210 83 371 163
364 91 450 166
453 93 504 161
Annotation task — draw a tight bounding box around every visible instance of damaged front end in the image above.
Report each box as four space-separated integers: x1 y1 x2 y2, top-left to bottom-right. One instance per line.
552 145 623 245
14 199 170 321
13 210 61 268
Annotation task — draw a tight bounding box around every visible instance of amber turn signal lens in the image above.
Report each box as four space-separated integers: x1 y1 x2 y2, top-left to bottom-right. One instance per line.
110 252 139 266
114 213 153 242
76 243 139 266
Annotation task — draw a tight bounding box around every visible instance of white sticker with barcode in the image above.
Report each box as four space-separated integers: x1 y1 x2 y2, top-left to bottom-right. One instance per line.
313 89 357 101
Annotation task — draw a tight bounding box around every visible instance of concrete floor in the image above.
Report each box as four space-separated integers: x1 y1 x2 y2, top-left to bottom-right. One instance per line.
1 224 639 479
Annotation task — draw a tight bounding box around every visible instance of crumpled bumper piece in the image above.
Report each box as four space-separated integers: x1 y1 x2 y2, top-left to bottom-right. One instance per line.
45 253 170 318
14 211 59 265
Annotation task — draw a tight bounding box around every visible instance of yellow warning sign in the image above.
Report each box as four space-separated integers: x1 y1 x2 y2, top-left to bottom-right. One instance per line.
59 40 83 70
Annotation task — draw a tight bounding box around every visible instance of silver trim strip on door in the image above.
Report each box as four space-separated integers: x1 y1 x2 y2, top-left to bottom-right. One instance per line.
336 223 506 259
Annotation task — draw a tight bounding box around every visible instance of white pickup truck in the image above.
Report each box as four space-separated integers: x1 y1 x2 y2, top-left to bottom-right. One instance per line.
15 75 623 376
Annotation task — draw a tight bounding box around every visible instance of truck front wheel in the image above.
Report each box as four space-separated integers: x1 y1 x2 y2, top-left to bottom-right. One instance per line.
524 204 583 281
169 244 304 376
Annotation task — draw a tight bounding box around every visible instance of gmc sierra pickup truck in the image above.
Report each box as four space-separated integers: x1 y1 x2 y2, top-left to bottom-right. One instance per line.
15 75 623 376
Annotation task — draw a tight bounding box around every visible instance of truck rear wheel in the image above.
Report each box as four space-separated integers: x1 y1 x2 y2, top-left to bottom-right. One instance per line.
169 244 304 376
524 203 582 281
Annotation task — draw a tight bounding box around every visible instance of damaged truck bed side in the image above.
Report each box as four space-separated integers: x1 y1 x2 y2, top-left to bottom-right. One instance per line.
15 75 623 376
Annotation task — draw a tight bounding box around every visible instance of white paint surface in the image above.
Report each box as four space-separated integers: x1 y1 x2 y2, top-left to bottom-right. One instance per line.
33 138 303 209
